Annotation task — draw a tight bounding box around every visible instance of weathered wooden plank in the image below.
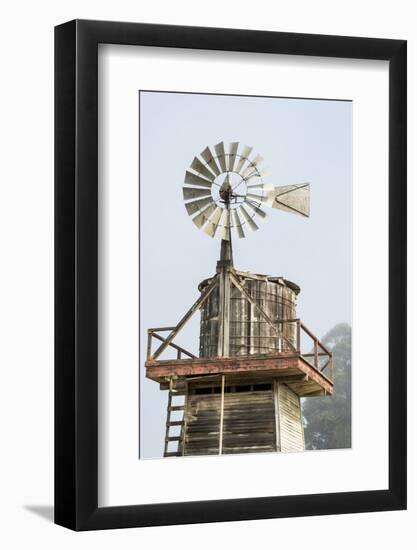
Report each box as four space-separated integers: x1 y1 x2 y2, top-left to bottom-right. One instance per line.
276 383 304 453
183 387 277 456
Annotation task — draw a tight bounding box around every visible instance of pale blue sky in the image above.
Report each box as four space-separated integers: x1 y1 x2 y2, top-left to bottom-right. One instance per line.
139 91 352 458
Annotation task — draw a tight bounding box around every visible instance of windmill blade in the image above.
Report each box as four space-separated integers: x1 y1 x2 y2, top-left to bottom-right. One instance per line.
241 154 264 178
247 182 274 193
191 202 217 229
203 207 223 238
239 205 259 232
200 146 221 176
183 187 212 201
235 145 253 175
184 170 212 188
257 166 272 178
245 200 267 219
267 183 310 217
214 142 227 172
208 206 222 226
190 157 216 182
228 142 239 172
245 174 261 185
231 208 245 239
245 165 272 180
184 196 214 216
218 209 231 240
246 192 274 207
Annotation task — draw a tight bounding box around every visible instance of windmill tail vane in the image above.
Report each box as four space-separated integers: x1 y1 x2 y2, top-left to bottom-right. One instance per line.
182 141 310 243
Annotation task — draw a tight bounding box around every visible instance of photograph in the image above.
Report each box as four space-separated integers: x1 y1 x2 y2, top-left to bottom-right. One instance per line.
140 90 352 459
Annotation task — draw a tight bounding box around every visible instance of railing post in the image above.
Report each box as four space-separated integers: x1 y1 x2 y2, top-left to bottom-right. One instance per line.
147 330 153 360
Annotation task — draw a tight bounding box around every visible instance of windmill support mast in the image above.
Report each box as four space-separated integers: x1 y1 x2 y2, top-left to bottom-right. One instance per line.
217 207 233 357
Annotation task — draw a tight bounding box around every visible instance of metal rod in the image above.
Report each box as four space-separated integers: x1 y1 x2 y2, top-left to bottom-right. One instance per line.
219 375 225 455
181 380 188 456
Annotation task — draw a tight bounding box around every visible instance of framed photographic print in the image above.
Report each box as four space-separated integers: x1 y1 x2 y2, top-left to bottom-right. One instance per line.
55 20 406 530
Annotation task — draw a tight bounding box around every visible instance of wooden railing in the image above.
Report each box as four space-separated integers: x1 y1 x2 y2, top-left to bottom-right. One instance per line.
147 327 196 361
146 319 333 382
295 320 334 381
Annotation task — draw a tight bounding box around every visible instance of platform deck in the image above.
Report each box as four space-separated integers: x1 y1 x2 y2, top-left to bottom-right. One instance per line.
145 352 333 397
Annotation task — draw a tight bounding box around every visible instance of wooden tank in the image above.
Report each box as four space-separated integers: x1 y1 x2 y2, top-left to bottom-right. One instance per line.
198 273 300 358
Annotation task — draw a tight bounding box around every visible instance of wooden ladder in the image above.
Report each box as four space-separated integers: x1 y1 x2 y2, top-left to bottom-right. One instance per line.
163 381 186 457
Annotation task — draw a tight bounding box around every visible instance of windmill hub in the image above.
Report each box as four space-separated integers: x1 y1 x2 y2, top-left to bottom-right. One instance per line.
216 173 247 207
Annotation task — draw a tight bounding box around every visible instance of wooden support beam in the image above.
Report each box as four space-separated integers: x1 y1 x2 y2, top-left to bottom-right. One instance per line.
217 266 231 357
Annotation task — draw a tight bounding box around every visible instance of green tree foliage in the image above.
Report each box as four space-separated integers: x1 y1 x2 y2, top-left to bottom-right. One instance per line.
302 323 351 450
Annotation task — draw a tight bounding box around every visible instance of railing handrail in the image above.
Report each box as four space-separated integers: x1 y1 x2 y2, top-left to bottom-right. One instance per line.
146 319 333 382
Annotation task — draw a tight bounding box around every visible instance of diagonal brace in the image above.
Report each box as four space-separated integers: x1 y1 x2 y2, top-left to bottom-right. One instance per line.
151 274 219 360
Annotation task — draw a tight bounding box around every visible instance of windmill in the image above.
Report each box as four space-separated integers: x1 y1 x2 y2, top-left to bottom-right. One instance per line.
145 141 333 457
183 142 309 242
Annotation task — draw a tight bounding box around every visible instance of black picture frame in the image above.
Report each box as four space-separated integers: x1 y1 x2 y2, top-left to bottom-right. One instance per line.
55 19 407 531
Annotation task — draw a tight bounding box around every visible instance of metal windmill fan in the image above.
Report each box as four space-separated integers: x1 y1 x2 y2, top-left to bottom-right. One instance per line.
182 141 310 240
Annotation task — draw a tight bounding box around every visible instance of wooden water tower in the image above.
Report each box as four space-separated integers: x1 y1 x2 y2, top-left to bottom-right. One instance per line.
145 142 333 457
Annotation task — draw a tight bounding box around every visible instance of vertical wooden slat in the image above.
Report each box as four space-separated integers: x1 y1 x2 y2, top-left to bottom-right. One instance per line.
274 380 281 451
296 319 301 352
